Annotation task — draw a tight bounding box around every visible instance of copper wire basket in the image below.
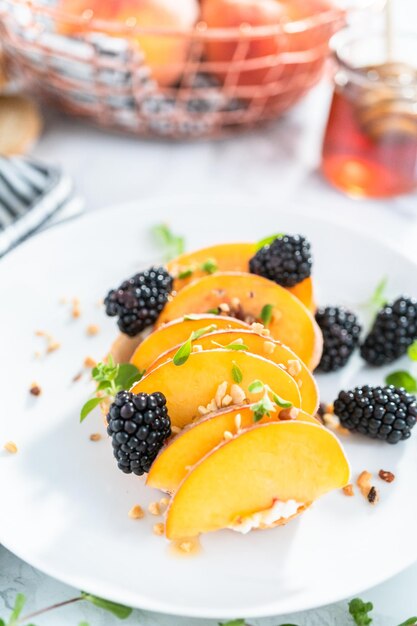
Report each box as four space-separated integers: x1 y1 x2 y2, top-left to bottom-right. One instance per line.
0 0 381 139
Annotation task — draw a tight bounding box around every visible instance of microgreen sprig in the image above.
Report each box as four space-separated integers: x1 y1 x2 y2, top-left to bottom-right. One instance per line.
80 354 144 422
255 233 284 251
173 324 217 366
248 380 292 422
152 223 185 261
260 304 274 327
385 340 417 394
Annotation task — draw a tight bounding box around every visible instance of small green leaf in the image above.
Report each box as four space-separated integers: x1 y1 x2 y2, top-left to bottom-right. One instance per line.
115 363 143 390
207 307 220 315
232 361 243 384
260 304 274 327
408 341 417 361
80 397 102 422
183 314 200 321
7 593 26 626
224 342 249 351
370 276 388 307
248 380 264 394
0 619 5 626
97 380 112 391
152 224 185 261
81 593 132 620
219 621 246 626
269 390 292 409
385 370 417 393
200 258 218 274
349 598 373 626
79 622 90 626
252 390 275 422
173 337 192 366
191 324 217 342
178 268 194 279
255 233 284 251
398 618 417 626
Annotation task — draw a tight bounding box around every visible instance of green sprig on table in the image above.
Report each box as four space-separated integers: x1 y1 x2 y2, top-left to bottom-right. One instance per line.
385 340 417 393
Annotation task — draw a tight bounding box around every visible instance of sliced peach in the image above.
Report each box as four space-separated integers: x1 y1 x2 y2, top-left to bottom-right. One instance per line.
131 349 301 429
147 404 319 494
158 272 323 369
129 315 249 371
148 329 319 414
165 421 350 538
167 242 316 312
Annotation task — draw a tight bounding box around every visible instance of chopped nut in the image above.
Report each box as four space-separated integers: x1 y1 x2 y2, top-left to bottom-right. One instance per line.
207 399 218 413
171 425 181 434
153 522 165 536
159 497 170 511
72 298 81 319
263 341 275 355
86 324 100 336
192 344 203 353
128 505 145 519
287 359 302 377
4 441 17 454
46 341 61 354
251 322 265 334
230 384 246 405
215 381 228 407
219 303 230 313
278 362 287 371
89 433 102 442
233 337 244 345
35 330 48 337
223 430 234 440
279 407 299 421
29 382 42 396
198 405 210 415
343 484 355 497
72 372 83 382
367 486 379 505
260 327 271 337
179 541 193 553
231 297 241 308
244 314 256 324
234 412 242 431
148 501 161 516
221 394 233 407
34 351 42 359
84 356 97 368
357 471 373 498
379 469 395 483
59 296 68 304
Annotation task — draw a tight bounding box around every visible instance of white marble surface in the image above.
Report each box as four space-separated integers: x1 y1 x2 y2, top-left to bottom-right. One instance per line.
2 1 417 622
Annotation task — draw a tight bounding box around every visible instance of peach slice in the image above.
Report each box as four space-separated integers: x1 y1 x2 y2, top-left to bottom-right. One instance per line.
158 272 323 369
131 349 301 429
129 315 250 371
147 404 319 494
165 421 350 538
148 329 319 414
167 242 316 312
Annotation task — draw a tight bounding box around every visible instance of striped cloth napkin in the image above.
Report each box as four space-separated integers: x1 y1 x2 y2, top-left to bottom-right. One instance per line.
0 155 83 257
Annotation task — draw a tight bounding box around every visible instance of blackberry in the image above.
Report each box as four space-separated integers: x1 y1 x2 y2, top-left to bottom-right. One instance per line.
334 385 417 444
315 306 362 372
249 235 312 288
107 390 171 475
360 296 417 366
104 267 173 337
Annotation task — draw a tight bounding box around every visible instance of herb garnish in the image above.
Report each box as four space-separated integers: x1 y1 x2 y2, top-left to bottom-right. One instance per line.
255 233 284 251
349 598 374 625
408 341 417 361
385 370 417 393
232 361 243 384
211 340 249 351
248 380 292 422
200 258 218 274
173 325 217 366
207 307 220 315
178 268 194 279
366 276 388 314
152 223 185 261
260 304 274 327
80 355 144 422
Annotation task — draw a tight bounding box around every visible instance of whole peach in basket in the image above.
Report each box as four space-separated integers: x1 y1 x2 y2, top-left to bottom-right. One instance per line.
201 0 339 98
58 0 199 87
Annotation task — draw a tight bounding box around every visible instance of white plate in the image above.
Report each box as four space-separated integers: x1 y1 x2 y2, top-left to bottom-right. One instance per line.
1 198 417 620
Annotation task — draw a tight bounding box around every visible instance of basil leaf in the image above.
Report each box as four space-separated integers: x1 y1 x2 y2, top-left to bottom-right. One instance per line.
407 341 417 361
207 307 220 315
256 233 284 251
81 593 132 620
115 363 143 390
370 276 388 309
97 380 112 391
385 370 417 393
248 380 264 394
80 397 102 423
173 336 192 366
232 362 243 384
260 304 274 327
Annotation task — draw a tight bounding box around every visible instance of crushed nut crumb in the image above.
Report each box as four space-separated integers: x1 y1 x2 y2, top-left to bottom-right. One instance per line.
179 541 193 553
287 359 302 377
46 341 61 354
86 324 100 336
72 372 83 382
159 497 169 512
215 381 228 408
219 303 230 313
234 413 242 431
279 407 299 421
223 430 234 440
84 356 97 368
379 469 395 483
35 330 48 337
367 486 379 505
153 522 165 536
343 484 355 497
89 433 102 442
72 297 81 319
192 344 203 352
221 394 233 407
231 297 241 308
128 505 145 519
263 341 275 355
198 405 210 415
148 502 161 516
171 425 181 434
4 441 18 454
357 471 373 499
297 379 303 389
251 322 264 334
230 384 246 405
29 382 42 396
